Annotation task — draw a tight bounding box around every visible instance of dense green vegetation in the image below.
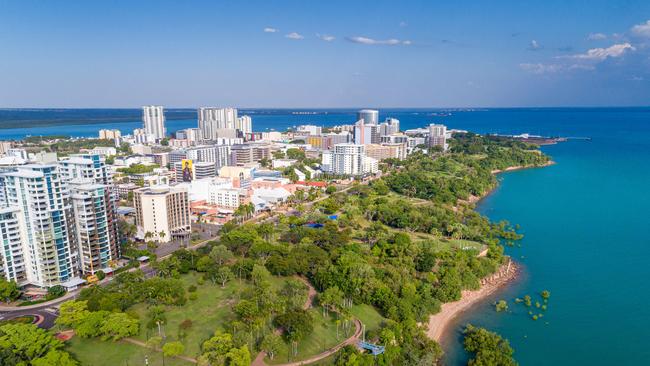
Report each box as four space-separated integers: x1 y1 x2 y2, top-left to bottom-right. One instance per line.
21 137 116 156
384 133 549 205
0 323 78 366
463 325 517 366
116 163 159 175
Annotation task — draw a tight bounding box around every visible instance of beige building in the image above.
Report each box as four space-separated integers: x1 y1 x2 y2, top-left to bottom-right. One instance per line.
365 143 407 161
99 129 122 140
134 185 191 243
218 165 253 188
230 143 271 165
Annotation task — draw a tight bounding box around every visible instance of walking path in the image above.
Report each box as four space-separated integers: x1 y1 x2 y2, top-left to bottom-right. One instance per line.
252 319 362 366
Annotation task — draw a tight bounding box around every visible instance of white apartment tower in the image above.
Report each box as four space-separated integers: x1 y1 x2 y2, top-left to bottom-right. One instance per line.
198 107 238 140
0 165 79 287
0 206 29 285
59 154 113 185
236 115 253 134
329 144 366 176
69 180 119 275
143 106 166 141
428 124 448 151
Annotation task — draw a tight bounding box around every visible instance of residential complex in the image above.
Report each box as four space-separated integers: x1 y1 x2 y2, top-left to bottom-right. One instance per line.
428 124 448 151
0 165 79 288
142 105 166 141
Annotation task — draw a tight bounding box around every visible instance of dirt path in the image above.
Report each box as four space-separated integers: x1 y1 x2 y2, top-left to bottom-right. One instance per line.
253 319 362 366
296 276 317 310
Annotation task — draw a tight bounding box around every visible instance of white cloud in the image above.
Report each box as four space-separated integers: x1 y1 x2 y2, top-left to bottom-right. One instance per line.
263 27 278 33
519 63 562 74
519 63 594 74
631 20 650 37
587 33 607 41
528 40 542 50
399 21 408 27
317 34 335 42
563 43 635 61
285 32 304 40
346 36 410 46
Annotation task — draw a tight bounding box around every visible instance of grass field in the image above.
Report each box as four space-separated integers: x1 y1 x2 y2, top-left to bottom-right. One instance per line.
267 308 346 365
130 272 291 358
66 337 193 366
350 304 386 333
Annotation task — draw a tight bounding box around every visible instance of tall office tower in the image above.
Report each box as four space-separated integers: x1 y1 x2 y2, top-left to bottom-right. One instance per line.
143 106 167 141
198 107 238 140
357 109 379 125
0 206 29 284
236 115 253 134
354 120 380 145
69 180 119 275
0 164 79 287
428 124 448 151
59 154 113 185
134 185 191 243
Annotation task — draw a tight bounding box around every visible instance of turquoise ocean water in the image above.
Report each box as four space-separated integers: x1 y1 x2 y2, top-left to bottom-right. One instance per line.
1 108 649 364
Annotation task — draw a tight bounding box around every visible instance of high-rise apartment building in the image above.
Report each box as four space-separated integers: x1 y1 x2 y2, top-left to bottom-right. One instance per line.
143 106 166 141
69 180 119 275
0 164 79 287
59 154 113 185
134 185 191 243
322 144 376 176
428 124 448 151
230 143 271 165
236 116 253 134
187 145 232 170
198 107 238 140
0 206 29 285
354 120 380 145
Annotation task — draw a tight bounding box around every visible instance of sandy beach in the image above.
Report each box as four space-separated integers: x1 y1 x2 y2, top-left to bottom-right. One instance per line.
426 260 520 342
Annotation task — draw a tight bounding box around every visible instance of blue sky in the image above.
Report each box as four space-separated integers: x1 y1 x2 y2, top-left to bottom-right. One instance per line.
1 0 649 107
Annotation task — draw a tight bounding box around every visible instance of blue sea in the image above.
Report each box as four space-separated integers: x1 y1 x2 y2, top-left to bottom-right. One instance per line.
1 108 649 365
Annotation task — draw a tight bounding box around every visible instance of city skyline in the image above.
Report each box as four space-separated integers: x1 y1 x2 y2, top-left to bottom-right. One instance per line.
1 0 650 108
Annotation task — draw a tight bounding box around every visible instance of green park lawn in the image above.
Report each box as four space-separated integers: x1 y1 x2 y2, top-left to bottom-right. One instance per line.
130 272 291 358
267 308 346 365
66 337 193 366
350 304 386 333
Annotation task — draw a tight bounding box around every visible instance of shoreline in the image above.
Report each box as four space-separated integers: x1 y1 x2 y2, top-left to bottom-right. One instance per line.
426 260 521 343
462 161 556 206
428 161 553 345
